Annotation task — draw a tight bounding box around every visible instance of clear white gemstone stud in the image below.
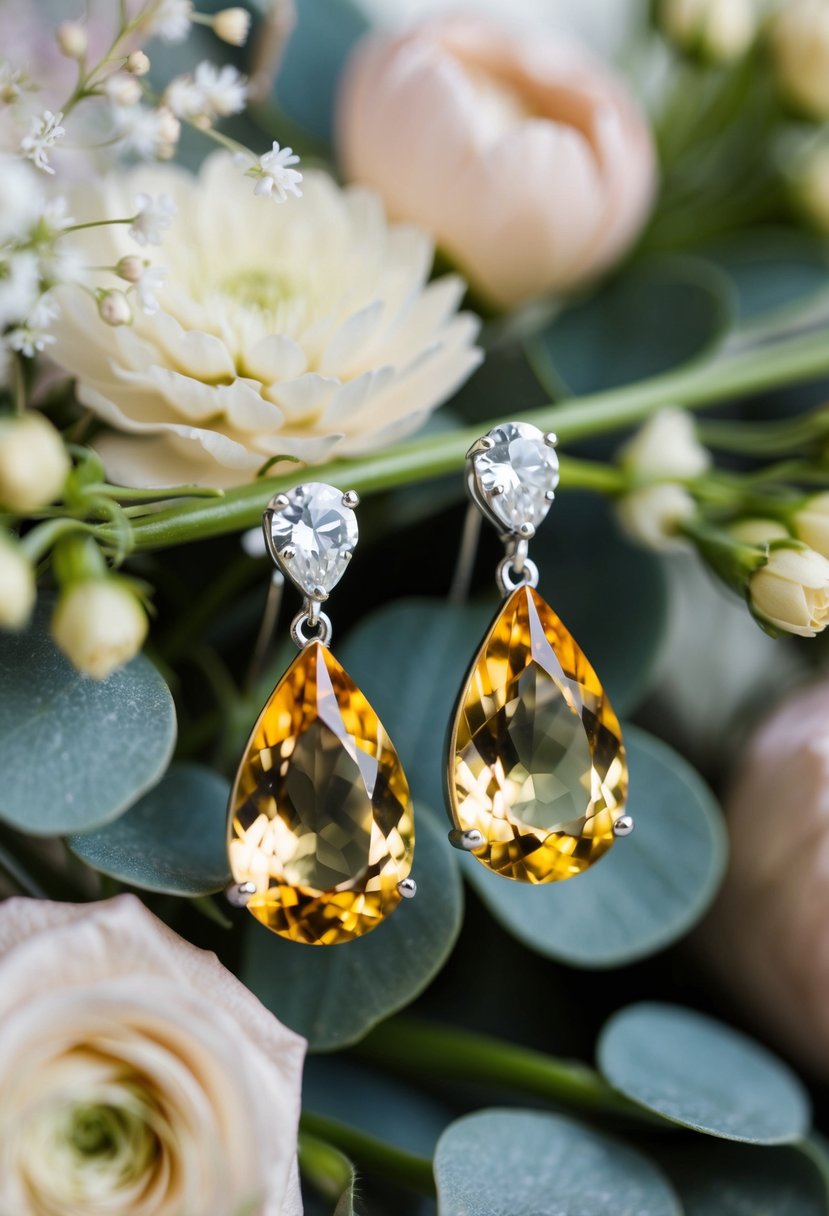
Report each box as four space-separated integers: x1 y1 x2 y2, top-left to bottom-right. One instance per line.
468 421 560 536
264 482 359 601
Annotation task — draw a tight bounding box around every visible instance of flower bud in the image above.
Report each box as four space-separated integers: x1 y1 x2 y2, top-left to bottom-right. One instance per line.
126 50 151 76
616 483 696 552
0 412 70 514
213 7 251 46
98 291 133 327
793 492 829 559
104 72 142 108
51 579 148 680
659 0 756 63
771 0 829 120
155 106 181 152
0 537 35 629
619 406 711 479
116 255 146 284
748 542 829 638
787 142 829 233
56 21 88 59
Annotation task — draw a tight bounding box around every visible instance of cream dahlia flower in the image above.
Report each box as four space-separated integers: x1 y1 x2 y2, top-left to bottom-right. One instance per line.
0 894 305 1216
49 153 482 488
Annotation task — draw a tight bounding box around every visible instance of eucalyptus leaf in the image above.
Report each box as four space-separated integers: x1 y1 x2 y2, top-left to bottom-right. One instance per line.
67 762 230 896
657 1140 829 1215
702 228 829 321
275 0 369 143
525 256 733 397
240 809 463 1051
460 725 726 968
434 1110 681 1216
598 1003 811 1145
0 601 176 835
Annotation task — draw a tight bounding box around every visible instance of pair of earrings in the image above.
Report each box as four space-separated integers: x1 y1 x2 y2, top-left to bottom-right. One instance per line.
226 422 631 947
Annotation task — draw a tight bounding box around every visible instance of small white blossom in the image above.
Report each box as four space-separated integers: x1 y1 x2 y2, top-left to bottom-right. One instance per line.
213 7 251 46
164 74 207 120
104 72 143 108
126 51 151 76
28 292 60 331
39 195 74 234
116 255 146 283
253 142 302 201
56 21 88 60
113 105 180 159
194 62 248 117
0 252 40 328
39 243 85 289
0 63 27 106
145 0 193 43
6 326 56 358
130 193 176 246
135 264 167 315
0 158 42 242
99 291 133 327
20 110 65 174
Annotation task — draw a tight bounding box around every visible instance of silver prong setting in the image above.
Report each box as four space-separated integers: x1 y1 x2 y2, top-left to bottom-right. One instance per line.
544 490 556 503
312 585 329 602
466 435 495 459
544 432 558 448
270 493 290 511
517 522 535 540
225 881 257 907
449 827 485 852
280 544 296 561
342 490 360 509
613 815 635 838
398 877 417 899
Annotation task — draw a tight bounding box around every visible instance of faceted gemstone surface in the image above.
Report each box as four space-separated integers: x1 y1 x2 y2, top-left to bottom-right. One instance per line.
473 422 560 533
228 642 414 944
448 586 627 883
269 482 358 597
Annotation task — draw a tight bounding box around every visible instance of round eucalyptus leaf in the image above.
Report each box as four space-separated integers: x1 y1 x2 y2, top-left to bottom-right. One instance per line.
0 601 176 835
658 1140 829 1215
702 228 829 321
240 808 463 1051
434 1109 681 1216
598 1003 811 1145
526 256 733 397
67 763 230 896
461 725 725 967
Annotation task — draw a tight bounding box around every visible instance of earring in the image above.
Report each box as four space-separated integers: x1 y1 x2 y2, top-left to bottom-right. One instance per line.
446 423 632 884
226 482 416 946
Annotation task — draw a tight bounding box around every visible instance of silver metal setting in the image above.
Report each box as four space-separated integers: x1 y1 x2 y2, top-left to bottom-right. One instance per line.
448 827 485 851
291 607 333 649
225 881 256 907
342 490 360 509
544 432 558 448
613 815 635 838
496 554 539 596
398 877 417 899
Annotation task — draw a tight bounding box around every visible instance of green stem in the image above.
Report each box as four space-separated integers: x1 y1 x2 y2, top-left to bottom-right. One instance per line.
84 483 225 502
299 1113 435 1197
359 1019 655 1125
297 1132 356 1206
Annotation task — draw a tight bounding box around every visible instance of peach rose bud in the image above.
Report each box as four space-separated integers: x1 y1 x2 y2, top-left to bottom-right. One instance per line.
336 14 657 310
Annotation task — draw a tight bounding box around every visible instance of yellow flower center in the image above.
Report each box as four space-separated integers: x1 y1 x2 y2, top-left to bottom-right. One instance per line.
219 267 295 313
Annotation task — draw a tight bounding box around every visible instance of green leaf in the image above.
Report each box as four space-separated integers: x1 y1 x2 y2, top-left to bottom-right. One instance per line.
299 1132 358 1216
67 762 230 896
597 1003 811 1145
240 809 463 1051
460 725 727 968
526 256 733 397
657 1140 829 1215
434 1109 681 1216
0 601 176 836
701 228 829 322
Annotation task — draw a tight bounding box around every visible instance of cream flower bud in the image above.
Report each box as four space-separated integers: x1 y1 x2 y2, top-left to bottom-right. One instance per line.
771 0 829 119
52 579 148 679
619 406 711 479
793 492 829 559
660 0 756 63
0 412 70 514
616 483 696 552
104 72 143 108
789 144 829 233
56 21 88 59
0 537 35 630
702 680 829 1075
126 50 151 76
116 255 146 283
213 7 251 46
729 518 790 545
155 106 181 150
749 544 829 637
98 290 132 327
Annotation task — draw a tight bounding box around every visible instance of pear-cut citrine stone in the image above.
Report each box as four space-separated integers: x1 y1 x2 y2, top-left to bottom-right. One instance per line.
448 585 627 883
228 642 414 945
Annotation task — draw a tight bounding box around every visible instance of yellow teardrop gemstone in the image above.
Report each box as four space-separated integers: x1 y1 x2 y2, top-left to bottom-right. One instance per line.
228 642 415 945
448 585 627 883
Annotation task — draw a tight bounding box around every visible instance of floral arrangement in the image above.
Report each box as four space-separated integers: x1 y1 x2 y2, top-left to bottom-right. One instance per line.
3 0 829 1212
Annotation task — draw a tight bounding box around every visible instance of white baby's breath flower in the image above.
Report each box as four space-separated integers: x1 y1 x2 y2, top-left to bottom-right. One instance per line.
194 61 248 117
56 21 88 60
164 73 207 120
20 109 65 174
130 192 176 246
213 7 252 46
98 290 133 327
116 255 146 283
6 327 55 358
254 141 302 201
0 252 40 329
145 0 193 43
49 153 481 488
104 72 143 108
126 50 151 76
113 105 180 159
38 195 74 234
135 264 167 315
0 159 42 243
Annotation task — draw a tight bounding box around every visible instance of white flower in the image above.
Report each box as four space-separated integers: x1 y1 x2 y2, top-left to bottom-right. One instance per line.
49 154 481 488
113 105 180 159
0 895 305 1214
0 536 35 630
52 579 148 678
194 61 248 117
619 406 711 480
135 264 167 315
254 141 302 201
660 0 757 63
39 195 74 234
104 71 143 108
616 483 696 552
56 21 88 60
144 0 193 43
28 291 60 330
749 544 829 638
794 492 829 559
19 109 65 174
164 73 208 121
126 50 151 77
98 290 133 327
214 7 252 46
0 252 40 329
6 327 56 358
0 158 42 243
0 412 70 514
130 192 176 246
